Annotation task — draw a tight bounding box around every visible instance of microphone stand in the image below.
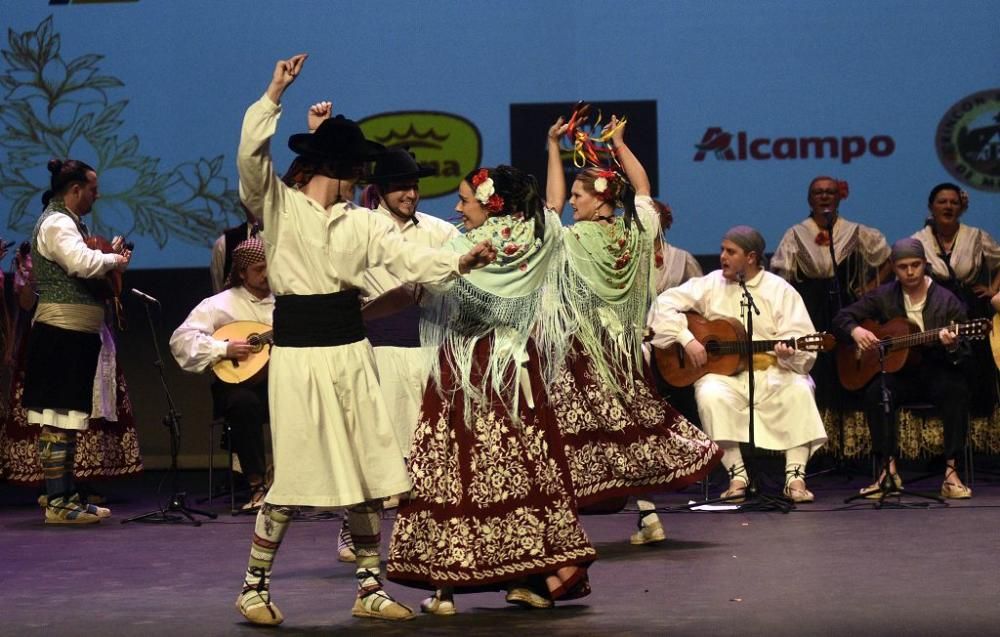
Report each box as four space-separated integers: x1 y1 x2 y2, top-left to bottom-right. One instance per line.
734 272 794 512
123 298 217 526
842 343 944 509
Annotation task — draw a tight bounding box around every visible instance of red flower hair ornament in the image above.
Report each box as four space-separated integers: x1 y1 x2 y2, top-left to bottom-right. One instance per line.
471 168 505 214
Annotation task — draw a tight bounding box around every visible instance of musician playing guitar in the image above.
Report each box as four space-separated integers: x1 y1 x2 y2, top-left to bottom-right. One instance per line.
833 238 972 499
649 226 828 503
169 238 273 510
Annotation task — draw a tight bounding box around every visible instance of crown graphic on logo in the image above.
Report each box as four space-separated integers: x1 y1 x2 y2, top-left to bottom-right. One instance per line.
374 125 450 149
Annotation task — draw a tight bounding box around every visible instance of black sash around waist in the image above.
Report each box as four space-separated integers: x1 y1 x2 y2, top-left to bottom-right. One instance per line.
365 305 422 348
273 290 365 347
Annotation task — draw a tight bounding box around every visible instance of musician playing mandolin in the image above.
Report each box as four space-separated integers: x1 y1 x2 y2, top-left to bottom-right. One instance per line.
649 226 827 503
833 238 972 499
169 238 273 510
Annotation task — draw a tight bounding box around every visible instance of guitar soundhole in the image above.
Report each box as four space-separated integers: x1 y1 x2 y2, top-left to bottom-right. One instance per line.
705 340 720 355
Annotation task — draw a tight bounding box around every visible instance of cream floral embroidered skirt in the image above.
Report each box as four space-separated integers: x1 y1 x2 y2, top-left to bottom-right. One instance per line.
549 339 721 508
387 337 596 593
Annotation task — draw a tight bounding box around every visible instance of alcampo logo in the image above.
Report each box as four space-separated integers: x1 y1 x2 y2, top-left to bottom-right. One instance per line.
693 127 895 164
935 89 1000 193
358 112 481 199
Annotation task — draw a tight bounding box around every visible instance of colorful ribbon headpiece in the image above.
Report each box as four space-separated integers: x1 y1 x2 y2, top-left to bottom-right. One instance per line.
563 101 628 171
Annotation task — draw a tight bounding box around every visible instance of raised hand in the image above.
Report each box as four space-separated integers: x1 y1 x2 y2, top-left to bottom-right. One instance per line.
267 53 308 103
548 116 568 144
604 114 626 146
308 101 332 131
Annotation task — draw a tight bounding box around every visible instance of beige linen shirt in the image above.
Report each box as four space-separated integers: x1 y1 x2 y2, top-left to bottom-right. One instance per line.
238 95 462 296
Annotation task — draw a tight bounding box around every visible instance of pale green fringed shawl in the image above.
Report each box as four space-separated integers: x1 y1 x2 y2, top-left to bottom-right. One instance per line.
558 197 659 393
420 209 566 423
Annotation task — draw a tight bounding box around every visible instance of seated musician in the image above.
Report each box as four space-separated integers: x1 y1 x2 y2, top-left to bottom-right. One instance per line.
209 203 261 294
833 238 972 499
170 238 274 510
648 226 827 503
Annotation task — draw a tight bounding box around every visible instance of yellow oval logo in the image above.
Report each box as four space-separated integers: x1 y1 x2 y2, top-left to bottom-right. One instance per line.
358 111 482 199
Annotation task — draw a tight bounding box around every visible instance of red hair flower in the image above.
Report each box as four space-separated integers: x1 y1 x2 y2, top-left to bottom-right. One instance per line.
486 194 505 213
837 180 849 200
471 168 490 188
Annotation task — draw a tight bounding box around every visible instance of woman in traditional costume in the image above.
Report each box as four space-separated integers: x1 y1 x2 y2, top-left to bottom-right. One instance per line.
387 164 596 615
911 182 999 418
544 108 721 544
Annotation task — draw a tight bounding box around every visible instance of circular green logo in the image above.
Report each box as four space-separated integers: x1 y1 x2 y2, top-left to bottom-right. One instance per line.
935 89 1000 193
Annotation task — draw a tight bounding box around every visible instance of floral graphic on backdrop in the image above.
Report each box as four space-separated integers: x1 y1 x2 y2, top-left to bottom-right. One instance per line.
0 16 238 248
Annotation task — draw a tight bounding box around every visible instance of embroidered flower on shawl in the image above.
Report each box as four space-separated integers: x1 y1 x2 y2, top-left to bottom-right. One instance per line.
471 168 505 213
465 213 541 267
837 180 849 200
815 230 831 246
613 251 632 270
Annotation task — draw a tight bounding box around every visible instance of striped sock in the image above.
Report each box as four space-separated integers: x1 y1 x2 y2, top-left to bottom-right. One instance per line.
348 500 403 614
240 504 293 612
39 429 74 501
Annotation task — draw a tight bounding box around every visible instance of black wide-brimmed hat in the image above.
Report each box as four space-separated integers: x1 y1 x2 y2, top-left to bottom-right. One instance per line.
287 115 385 162
369 147 437 183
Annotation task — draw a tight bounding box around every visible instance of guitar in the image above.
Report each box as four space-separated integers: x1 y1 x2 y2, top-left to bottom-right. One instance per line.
653 311 835 387
992 315 1000 371
836 317 991 391
211 320 274 384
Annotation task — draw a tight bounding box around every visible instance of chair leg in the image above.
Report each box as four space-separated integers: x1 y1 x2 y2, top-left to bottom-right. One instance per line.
207 421 215 504
227 423 236 514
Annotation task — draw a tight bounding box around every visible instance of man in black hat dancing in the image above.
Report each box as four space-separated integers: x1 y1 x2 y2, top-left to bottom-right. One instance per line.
331 147 460 561
232 53 496 626
834 238 973 500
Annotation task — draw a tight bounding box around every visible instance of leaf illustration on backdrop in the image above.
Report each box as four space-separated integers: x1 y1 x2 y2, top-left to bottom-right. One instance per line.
0 15 239 248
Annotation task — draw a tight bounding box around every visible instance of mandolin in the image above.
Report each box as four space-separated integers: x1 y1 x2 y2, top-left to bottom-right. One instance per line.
836 317 991 391
991 315 1000 371
83 234 133 301
211 320 273 384
653 311 835 387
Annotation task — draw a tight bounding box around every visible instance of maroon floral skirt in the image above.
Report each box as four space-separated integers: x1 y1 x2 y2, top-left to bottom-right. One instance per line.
0 339 143 485
549 339 721 507
387 337 596 593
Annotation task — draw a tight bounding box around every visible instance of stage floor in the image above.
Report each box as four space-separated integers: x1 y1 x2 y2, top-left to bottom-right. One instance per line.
2 466 999 636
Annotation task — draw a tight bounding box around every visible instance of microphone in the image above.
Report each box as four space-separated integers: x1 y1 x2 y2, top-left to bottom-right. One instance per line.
130 288 160 305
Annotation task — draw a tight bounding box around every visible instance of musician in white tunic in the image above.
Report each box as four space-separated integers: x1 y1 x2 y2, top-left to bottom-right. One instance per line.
231 54 496 627
649 226 827 503
169 238 274 510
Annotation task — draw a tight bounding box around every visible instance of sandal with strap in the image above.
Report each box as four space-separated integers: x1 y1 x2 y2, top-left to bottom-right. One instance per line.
236 567 284 626
720 464 749 503
783 466 814 503
941 467 972 500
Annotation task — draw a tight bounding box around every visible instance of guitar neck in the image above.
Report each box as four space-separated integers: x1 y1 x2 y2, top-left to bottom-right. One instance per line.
711 339 790 355
881 323 958 351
